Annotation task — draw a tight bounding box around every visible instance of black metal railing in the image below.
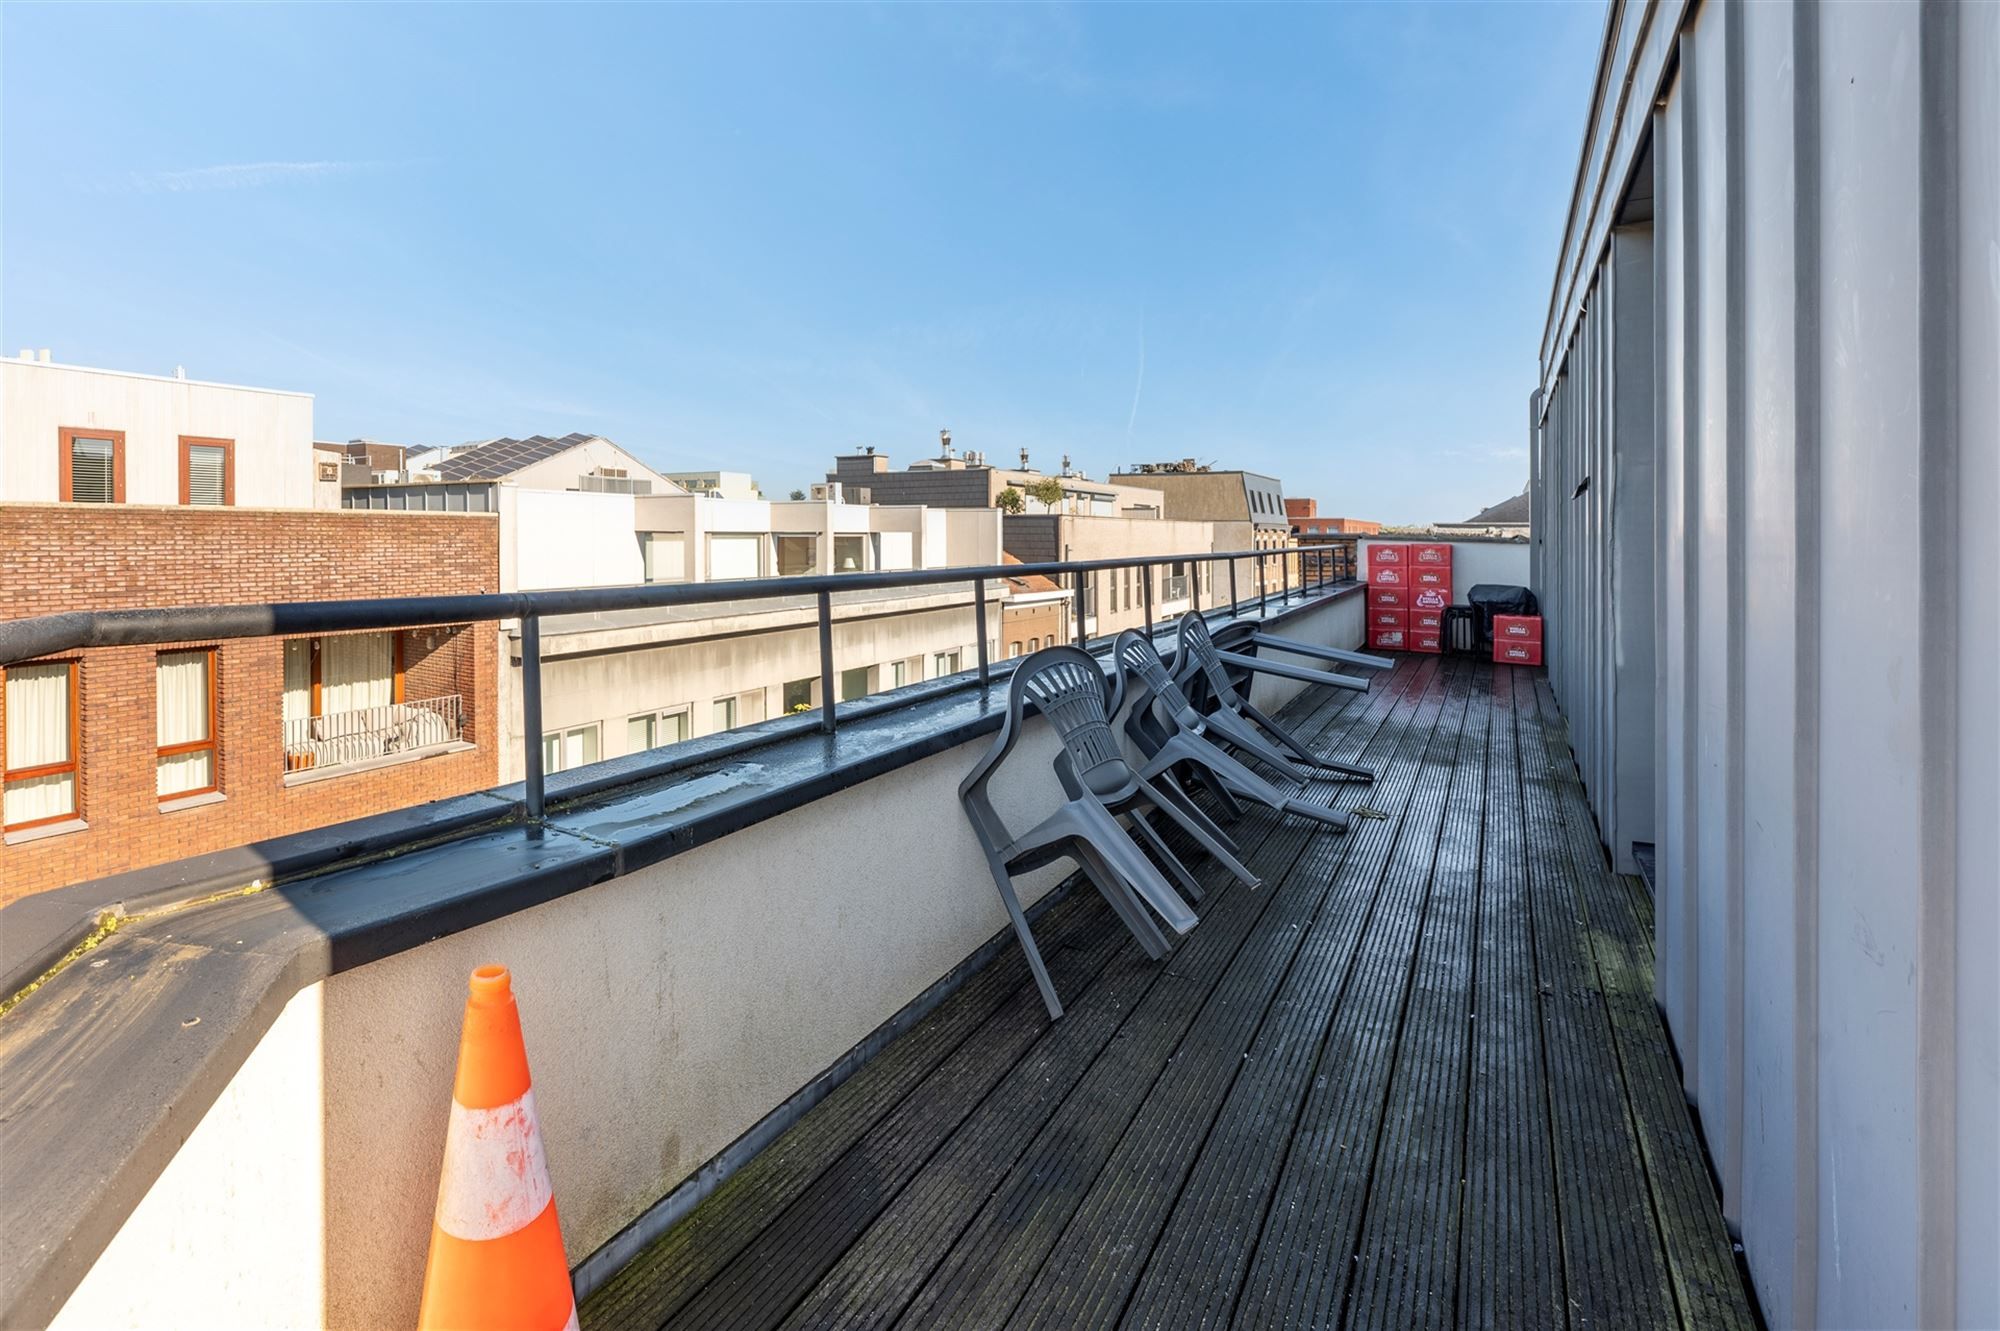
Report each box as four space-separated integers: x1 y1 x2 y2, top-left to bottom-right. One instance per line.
0 545 1352 821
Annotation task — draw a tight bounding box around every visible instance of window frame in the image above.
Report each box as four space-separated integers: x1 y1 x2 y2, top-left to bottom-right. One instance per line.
156 647 220 801
2 659 82 831
57 427 125 503
178 436 236 507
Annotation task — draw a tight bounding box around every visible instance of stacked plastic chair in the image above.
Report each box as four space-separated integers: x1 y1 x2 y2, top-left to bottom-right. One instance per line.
959 646 1256 1020
1113 629 1352 834
1177 613 1384 784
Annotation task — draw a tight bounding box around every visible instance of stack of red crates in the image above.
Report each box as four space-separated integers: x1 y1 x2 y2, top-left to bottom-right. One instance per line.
1493 613 1544 666
1366 544 1409 649
1405 542 1452 652
1368 542 1456 651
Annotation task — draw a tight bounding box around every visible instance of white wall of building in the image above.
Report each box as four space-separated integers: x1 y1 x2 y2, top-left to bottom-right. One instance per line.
501 488 645 592
1 356 320 508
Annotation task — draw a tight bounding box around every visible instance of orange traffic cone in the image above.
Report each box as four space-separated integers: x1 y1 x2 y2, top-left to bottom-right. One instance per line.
417 965 577 1331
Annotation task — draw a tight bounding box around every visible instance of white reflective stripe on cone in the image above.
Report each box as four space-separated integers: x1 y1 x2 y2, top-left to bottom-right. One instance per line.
562 1304 580 1331
433 1087 554 1241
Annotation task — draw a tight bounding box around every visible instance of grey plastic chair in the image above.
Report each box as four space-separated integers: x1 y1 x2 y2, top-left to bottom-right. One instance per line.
1113 630 1351 834
1177 614 1379 784
961 646 1240 1019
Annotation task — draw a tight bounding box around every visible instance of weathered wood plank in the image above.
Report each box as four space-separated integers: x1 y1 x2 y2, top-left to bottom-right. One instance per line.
1225 655 1475 1331
1455 661 1565 1330
1516 665 1678 1328
1531 678 1754 1331
1341 657 1493 1331
868 651 1432 1319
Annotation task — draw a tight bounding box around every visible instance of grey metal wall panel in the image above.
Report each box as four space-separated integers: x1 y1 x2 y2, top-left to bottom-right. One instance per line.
1535 1 1998 1325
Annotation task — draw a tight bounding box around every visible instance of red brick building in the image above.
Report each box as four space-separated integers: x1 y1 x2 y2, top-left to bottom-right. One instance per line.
0 505 500 902
1285 497 1381 536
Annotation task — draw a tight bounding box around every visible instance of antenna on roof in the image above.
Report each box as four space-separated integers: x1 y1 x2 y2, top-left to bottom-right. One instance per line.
1019 448 1031 471
939 428 953 458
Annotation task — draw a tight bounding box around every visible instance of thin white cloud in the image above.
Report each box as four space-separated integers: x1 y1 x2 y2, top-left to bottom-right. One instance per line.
1124 316 1146 446
112 160 382 194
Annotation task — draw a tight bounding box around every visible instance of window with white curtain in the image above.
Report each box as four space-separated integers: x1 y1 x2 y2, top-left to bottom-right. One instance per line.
3 662 78 829
321 633 395 716
156 650 217 798
708 534 761 580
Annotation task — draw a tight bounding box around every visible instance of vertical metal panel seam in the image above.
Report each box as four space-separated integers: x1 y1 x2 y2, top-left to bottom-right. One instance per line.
1916 2 1961 1323
1788 0 1822 1319
1652 103 1674 975
1721 0 1749 1221
1677 30 1705 1091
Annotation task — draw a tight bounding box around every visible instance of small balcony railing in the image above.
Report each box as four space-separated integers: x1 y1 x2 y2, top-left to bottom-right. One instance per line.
1161 574 1190 602
282 693 465 773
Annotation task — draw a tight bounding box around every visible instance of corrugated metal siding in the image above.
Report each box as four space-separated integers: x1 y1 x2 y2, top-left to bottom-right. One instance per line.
1532 2 1998 1327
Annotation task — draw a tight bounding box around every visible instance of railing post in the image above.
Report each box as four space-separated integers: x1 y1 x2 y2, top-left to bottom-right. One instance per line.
1229 557 1239 613
974 577 990 688
1191 560 1201 614
520 614 545 821
1141 562 1153 636
1282 547 1292 604
1073 571 1086 647
817 589 836 735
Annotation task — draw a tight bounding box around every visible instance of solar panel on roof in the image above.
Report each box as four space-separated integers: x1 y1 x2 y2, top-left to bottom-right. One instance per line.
435 433 584 480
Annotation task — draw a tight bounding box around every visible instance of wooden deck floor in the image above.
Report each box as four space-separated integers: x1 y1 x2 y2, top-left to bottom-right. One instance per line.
582 653 1757 1331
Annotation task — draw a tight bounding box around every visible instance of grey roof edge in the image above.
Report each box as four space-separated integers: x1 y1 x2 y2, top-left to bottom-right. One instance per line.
0 586 1359 1329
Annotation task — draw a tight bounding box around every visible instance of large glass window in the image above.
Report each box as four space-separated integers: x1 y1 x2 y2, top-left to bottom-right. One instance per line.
782 678 816 713
933 651 962 678
832 534 868 573
627 708 690 751
774 534 818 577
59 428 122 503
156 649 217 798
839 665 875 702
3 661 78 829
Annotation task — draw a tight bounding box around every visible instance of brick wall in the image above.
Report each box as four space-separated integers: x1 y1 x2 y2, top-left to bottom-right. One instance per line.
0 504 501 902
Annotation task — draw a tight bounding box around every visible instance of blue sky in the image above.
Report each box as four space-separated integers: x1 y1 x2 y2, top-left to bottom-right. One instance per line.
3 3 1601 524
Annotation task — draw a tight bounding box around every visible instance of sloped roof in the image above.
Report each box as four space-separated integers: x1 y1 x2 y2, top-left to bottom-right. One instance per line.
1001 552 1063 594
434 432 599 481
1461 488 1531 526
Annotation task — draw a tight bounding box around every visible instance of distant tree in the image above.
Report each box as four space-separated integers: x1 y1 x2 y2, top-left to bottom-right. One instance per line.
995 486 1026 515
1025 477 1067 512
788 488 807 501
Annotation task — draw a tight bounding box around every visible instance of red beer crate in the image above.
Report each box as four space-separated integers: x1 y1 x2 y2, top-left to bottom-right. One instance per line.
1369 564 1409 588
1369 587 1408 609
1411 566 1452 592
1411 629 1443 653
1367 542 1408 569
1495 639 1544 666
1369 607 1410 631
1409 542 1454 569
1367 626 1409 651
1411 608 1443 631
1411 586 1451 612
1493 613 1543 642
